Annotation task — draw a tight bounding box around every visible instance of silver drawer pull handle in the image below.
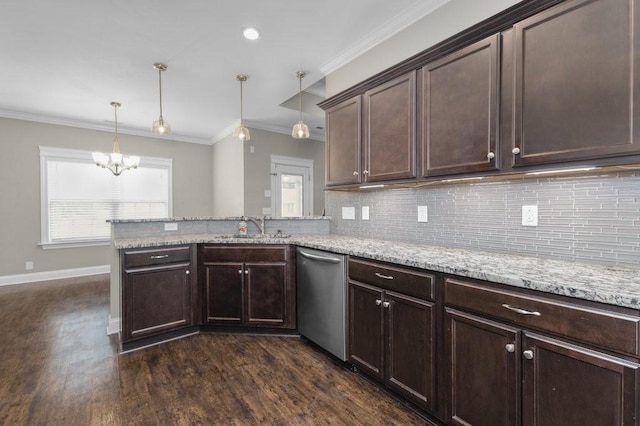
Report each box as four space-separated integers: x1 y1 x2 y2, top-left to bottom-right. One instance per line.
382 301 390 308
375 299 382 306
523 350 534 360
505 343 515 353
150 255 169 259
375 272 394 280
502 304 541 316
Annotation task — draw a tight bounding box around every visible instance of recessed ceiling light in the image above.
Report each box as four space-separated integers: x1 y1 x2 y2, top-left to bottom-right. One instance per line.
242 27 261 40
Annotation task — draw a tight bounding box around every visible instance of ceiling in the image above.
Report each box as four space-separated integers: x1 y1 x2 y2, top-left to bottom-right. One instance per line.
1 0 449 144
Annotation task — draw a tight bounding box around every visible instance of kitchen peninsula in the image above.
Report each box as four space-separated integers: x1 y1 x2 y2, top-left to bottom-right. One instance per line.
110 216 640 423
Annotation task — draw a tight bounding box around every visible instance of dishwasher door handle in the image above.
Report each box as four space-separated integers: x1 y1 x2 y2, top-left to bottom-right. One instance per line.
298 250 342 264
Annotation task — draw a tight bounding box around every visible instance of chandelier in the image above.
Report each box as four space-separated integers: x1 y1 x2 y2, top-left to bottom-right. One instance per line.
92 102 140 176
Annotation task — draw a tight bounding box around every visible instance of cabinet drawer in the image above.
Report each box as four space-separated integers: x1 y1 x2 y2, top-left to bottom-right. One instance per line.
124 246 191 268
349 258 434 301
445 277 640 357
201 245 287 263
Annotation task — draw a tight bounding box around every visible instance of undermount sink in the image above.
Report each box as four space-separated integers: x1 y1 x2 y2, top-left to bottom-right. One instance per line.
218 233 291 239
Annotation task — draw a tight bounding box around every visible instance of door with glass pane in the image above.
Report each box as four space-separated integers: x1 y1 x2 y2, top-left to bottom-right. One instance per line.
271 156 313 217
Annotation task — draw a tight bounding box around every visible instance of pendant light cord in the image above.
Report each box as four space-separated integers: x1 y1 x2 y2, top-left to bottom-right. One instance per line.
298 73 303 122
240 78 244 123
158 68 164 119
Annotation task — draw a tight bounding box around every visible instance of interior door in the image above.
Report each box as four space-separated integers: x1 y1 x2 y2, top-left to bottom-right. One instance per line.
271 160 313 217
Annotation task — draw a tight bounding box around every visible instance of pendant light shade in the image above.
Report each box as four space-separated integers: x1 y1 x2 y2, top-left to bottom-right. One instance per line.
93 102 140 176
233 74 251 142
151 63 171 135
292 71 310 139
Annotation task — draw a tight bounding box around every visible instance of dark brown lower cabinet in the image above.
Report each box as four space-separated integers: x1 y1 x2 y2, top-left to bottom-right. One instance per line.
447 308 640 426
447 309 520 426
349 281 435 410
121 245 195 343
523 333 639 426
200 245 295 330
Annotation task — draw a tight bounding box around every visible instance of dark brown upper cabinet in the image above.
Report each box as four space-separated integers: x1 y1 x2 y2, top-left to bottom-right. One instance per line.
510 0 640 167
325 96 362 186
422 34 501 177
363 71 417 182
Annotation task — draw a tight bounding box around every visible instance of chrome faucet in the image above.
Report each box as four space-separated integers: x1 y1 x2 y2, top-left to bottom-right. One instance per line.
243 215 266 235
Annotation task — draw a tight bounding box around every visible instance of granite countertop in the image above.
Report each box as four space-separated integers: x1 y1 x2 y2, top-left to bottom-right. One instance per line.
113 233 640 310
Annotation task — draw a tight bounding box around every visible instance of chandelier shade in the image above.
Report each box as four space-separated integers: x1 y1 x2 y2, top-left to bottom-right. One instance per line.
93 102 140 176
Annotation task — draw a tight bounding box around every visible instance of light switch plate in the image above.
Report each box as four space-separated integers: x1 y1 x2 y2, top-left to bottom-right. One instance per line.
164 222 178 231
522 205 538 227
418 206 428 223
342 207 355 220
362 206 370 220
264 190 271 198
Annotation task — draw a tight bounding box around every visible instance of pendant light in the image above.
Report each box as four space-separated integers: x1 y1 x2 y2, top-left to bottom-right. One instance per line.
233 74 251 141
291 71 310 139
151 63 171 135
92 102 140 176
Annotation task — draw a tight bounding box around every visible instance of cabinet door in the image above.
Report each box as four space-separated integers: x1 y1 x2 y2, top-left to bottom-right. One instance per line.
385 291 435 410
446 308 520 426
364 72 416 182
123 263 192 341
203 263 243 324
511 0 640 167
325 96 362 186
422 34 500 176
245 262 287 326
349 281 384 380
522 333 640 426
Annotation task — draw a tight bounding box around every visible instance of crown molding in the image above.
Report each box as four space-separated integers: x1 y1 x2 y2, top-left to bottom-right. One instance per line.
0 108 213 145
319 0 451 76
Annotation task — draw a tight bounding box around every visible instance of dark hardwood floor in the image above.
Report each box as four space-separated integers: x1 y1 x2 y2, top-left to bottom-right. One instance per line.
0 275 427 425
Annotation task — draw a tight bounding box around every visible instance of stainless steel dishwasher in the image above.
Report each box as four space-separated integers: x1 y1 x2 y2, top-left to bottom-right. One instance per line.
296 247 348 361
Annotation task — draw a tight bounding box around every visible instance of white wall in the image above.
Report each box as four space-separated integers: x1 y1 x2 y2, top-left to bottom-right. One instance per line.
0 117 213 278
212 134 244 217
326 0 520 97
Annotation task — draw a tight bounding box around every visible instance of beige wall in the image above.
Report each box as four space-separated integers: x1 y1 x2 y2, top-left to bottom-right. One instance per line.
0 117 213 276
212 134 245 217
326 0 520 97
242 128 325 217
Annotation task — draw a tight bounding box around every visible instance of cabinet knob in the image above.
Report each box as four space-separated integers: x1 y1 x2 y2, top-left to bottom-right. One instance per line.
512 147 521 155
487 152 495 160
353 171 359 176
523 350 534 360
244 270 249 275
363 170 369 175
375 299 382 306
238 269 243 274
505 343 515 353
185 270 190 275
382 301 390 308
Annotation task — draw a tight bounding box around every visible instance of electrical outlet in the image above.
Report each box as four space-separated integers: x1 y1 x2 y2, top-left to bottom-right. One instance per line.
342 207 355 220
418 206 428 223
25 261 33 271
164 222 178 231
522 205 538 227
362 206 370 220
262 207 271 215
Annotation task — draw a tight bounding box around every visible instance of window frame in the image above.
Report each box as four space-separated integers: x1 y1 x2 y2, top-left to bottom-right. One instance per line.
39 146 173 249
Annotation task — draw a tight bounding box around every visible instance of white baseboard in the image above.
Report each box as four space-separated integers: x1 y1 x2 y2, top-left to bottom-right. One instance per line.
107 315 121 335
0 264 110 286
